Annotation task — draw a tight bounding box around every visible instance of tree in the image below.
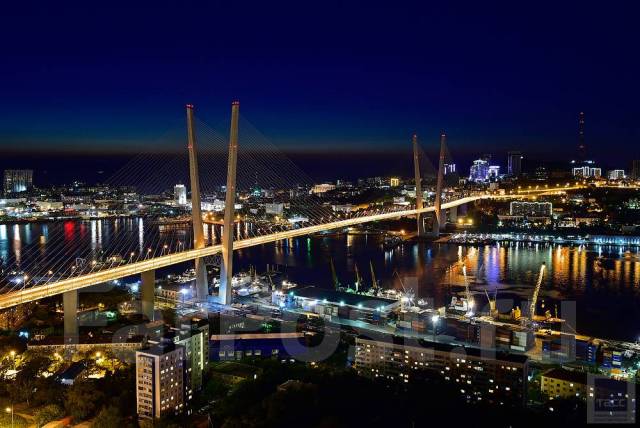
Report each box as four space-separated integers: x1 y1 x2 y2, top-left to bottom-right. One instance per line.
8 354 51 405
65 381 105 421
92 405 124 428
35 404 65 427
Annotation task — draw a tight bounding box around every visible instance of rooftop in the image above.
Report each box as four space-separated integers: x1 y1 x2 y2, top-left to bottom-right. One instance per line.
542 368 588 385
357 334 529 365
291 286 398 310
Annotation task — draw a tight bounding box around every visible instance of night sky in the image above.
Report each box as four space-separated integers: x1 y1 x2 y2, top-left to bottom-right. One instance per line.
1 1 639 176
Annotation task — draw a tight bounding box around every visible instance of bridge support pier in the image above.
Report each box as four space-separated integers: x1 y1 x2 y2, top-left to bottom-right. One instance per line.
219 101 240 306
141 270 155 321
63 289 78 343
186 104 209 301
449 205 458 224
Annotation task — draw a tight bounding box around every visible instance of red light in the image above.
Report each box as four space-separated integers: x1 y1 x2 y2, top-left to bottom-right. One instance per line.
186 104 194 109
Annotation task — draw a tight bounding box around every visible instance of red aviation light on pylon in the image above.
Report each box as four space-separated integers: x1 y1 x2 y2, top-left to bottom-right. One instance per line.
186 104 194 109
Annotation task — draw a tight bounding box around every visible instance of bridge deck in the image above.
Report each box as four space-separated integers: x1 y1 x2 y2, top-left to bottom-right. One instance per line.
0 191 576 308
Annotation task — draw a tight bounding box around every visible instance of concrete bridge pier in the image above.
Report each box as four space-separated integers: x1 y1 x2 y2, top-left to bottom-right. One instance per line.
63 289 78 343
449 205 458 224
141 269 156 321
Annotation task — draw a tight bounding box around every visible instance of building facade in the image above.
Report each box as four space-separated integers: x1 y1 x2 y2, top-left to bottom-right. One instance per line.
541 368 587 399
136 344 186 420
469 159 490 182
509 201 553 217
507 152 523 176
631 160 640 179
3 169 33 194
174 184 187 205
354 336 529 406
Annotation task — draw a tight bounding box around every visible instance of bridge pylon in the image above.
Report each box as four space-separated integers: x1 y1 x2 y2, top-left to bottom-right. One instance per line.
432 132 446 236
186 104 209 301
219 101 240 305
412 134 425 237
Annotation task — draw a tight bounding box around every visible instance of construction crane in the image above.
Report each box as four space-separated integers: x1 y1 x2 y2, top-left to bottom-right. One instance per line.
393 270 414 311
330 258 340 291
525 263 546 325
462 265 474 316
369 261 378 291
484 288 497 317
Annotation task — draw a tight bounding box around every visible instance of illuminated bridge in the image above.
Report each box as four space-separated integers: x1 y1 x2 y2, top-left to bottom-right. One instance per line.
0 101 581 338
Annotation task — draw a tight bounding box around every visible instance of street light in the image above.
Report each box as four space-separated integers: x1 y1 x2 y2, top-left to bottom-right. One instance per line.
5 406 13 428
431 315 439 343
180 288 189 305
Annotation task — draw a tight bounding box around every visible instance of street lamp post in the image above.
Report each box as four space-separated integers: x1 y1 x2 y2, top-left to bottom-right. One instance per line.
431 314 439 343
5 405 13 428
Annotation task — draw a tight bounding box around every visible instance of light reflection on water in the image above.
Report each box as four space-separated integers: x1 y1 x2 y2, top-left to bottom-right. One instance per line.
1 220 639 340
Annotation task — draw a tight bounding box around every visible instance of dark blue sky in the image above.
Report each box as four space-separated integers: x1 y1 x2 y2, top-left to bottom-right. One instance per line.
1 1 639 166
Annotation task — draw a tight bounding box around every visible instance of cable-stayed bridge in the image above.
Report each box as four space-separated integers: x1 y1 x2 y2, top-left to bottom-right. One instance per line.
0 101 580 337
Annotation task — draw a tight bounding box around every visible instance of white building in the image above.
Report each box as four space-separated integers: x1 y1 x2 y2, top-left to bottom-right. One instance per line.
573 166 601 178
265 203 284 216
331 204 355 213
136 344 185 420
488 165 500 180
311 183 336 194
608 170 625 180
174 184 187 205
510 201 553 217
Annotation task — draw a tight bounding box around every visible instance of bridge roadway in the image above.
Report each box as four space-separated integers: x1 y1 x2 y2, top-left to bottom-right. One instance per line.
0 189 578 309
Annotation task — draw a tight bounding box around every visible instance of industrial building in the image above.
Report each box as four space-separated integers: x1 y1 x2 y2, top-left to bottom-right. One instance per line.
210 332 306 361
271 286 400 323
354 335 529 406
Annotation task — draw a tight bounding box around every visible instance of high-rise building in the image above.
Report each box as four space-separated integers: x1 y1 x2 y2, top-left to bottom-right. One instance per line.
607 170 625 180
631 160 640 179
3 169 33 194
173 317 209 395
469 158 489 182
578 111 586 161
443 163 456 175
136 342 186 420
573 165 601 178
507 151 523 176
488 165 500 180
174 184 187 205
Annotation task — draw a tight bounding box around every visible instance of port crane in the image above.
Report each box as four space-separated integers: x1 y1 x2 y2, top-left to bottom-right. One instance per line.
523 263 546 326
370 261 378 291
354 263 361 292
461 265 474 316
